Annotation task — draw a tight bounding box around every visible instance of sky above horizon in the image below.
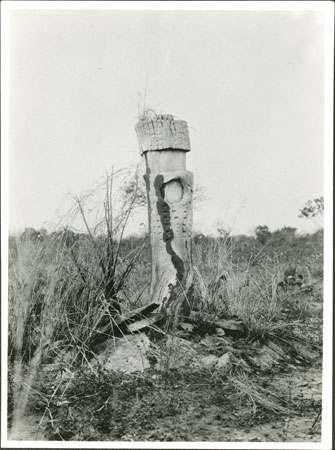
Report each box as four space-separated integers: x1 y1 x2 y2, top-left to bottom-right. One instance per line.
7 7 325 236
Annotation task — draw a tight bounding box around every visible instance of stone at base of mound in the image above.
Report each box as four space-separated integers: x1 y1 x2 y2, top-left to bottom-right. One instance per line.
200 352 233 371
91 333 151 374
156 336 201 370
216 352 232 370
200 354 219 367
157 336 234 372
247 344 284 371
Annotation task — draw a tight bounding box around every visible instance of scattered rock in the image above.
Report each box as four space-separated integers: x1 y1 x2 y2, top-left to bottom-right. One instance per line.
290 341 319 362
215 328 225 337
200 354 219 367
265 340 290 361
179 323 195 332
247 345 284 371
91 333 151 374
216 352 233 371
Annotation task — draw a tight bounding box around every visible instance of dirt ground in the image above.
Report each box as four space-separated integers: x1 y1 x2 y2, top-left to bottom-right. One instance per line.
133 366 322 442
8 362 322 443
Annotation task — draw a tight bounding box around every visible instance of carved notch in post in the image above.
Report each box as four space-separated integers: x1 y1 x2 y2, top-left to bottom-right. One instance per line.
135 114 193 322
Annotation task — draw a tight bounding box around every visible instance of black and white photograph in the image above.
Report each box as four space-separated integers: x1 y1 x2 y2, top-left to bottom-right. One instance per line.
1 1 333 448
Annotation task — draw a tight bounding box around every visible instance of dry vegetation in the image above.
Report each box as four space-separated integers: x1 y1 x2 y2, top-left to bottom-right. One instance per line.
7 172 323 442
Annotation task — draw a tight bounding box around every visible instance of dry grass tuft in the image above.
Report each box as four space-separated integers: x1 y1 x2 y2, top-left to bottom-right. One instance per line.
227 371 290 416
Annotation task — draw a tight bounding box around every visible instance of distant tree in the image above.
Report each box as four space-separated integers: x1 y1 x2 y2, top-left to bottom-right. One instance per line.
299 197 324 221
278 226 297 237
271 226 297 247
37 228 48 241
49 227 78 247
20 227 48 242
20 227 38 242
193 232 206 245
255 225 271 245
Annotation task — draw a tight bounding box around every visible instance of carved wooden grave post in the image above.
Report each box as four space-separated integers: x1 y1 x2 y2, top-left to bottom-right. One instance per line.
135 114 193 323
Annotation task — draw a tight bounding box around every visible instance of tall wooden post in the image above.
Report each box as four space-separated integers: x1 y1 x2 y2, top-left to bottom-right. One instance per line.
135 114 193 321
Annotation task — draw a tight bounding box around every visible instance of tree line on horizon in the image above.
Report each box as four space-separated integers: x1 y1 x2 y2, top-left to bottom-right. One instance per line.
9 196 323 244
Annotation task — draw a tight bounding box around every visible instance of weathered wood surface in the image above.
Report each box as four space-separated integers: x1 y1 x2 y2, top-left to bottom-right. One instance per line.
188 311 244 332
92 303 159 339
90 301 244 341
135 114 191 154
136 115 194 320
127 313 165 333
119 303 159 323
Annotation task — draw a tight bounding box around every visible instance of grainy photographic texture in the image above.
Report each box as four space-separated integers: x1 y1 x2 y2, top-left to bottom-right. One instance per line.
2 2 333 449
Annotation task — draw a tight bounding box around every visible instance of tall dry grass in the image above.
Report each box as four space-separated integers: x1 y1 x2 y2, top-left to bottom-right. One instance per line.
8 170 147 432
191 230 322 341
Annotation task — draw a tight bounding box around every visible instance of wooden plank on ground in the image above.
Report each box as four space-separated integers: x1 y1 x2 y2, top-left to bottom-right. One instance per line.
119 303 159 324
188 311 243 332
127 313 165 333
215 319 243 331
